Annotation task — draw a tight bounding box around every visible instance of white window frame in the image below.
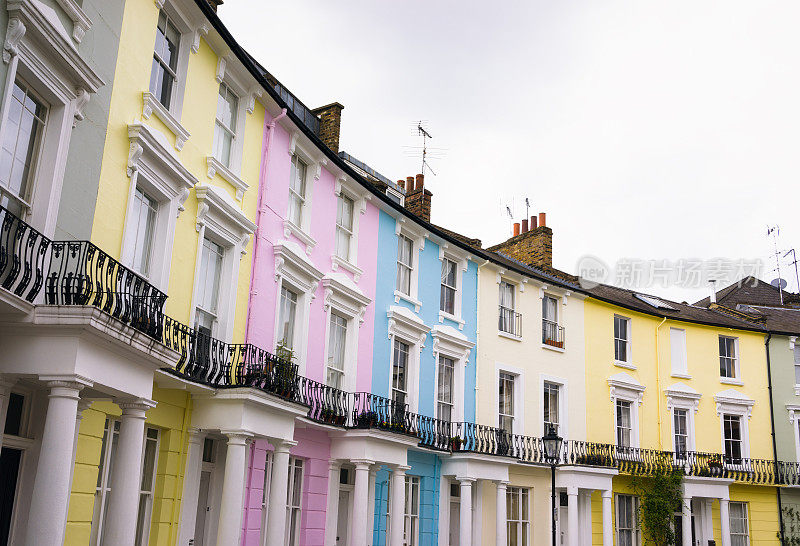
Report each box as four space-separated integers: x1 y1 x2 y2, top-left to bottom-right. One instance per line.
272 240 324 376
609 372 645 449
403 475 420 546
787 404 800 463
282 133 323 253
123 121 197 291
285 456 304 546
506 486 530 546
387 305 429 414
496 363 525 435
331 174 368 281
320 273 371 393
793 343 800 394
431 324 474 423
0 0 102 236
437 243 469 328
729 501 750 546
719 335 742 385
189 183 255 340
498 276 522 340
714 390 754 463
615 494 641 546
540 374 568 438
135 427 161 546
665 384 701 459
614 315 633 368
393 219 427 312
669 327 690 378
259 450 273 546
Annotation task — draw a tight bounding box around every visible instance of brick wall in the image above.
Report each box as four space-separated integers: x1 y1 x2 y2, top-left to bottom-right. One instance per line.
488 226 553 269
311 103 344 153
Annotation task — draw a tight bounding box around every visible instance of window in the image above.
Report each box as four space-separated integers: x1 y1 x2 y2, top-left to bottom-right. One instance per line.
730 502 749 546
403 476 420 546
719 336 738 379
723 414 743 463
286 457 304 546
392 339 410 408
616 494 640 546
614 316 631 363
122 188 158 278
287 154 307 226
3 392 26 436
150 11 180 110
542 295 562 346
616 400 632 448
437 356 454 421
326 313 347 389
91 419 120 545
194 238 224 335
213 83 238 167
0 80 47 216
499 281 519 336
134 428 160 546
202 437 216 464
260 451 273 546
277 286 298 349
670 328 688 376
795 346 800 385
499 372 515 434
396 235 413 296
335 194 354 261
543 382 560 435
506 487 530 546
440 258 457 315
673 409 688 456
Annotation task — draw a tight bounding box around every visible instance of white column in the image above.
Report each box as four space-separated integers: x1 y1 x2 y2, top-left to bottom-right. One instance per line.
25 377 89 546
458 477 475 546
216 431 252 545
601 490 613 546
567 486 579 546
390 465 409 546
324 460 341 546
177 428 206 546
266 440 297 546
580 491 592 546
368 468 377 546
496 481 508 546
352 459 375 546
103 398 156 545
681 495 692 546
720 498 731 546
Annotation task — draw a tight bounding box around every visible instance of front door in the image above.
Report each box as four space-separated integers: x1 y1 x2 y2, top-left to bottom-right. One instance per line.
194 470 212 546
449 497 460 545
0 448 22 545
336 489 350 545
559 505 568 545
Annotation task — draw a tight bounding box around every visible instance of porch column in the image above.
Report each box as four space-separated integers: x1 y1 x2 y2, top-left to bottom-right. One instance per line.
567 486 579 546
681 494 692 546
103 398 156 545
352 459 375 546
324 460 341 546
25 376 89 546
177 429 206 545
601 490 613 546
458 477 475 546
580 491 592 546
720 498 731 546
266 440 297 546
390 465 409 546
496 481 508 545
368 467 377 545
216 431 251 545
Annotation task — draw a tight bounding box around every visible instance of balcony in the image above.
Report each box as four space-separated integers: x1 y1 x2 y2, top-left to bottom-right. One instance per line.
542 319 565 349
0 205 50 312
498 305 522 338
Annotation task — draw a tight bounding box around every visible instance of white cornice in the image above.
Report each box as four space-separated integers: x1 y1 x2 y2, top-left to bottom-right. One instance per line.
127 121 197 193
142 92 191 150
206 156 248 201
194 183 255 254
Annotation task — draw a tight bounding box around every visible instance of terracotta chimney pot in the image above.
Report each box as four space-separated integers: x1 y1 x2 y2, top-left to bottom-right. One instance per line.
538 212 546 228
530 215 537 229
407 176 415 191
521 219 529 233
397 179 405 191
513 222 521 237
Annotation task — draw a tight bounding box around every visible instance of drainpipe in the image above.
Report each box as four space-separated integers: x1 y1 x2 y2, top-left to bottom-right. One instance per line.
245 108 287 343
765 332 785 542
655 317 667 450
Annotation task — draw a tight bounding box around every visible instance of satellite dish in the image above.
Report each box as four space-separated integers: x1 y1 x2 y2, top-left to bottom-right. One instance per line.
771 278 788 290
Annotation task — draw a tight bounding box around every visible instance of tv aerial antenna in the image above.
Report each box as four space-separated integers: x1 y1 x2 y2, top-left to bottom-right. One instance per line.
767 225 784 304
417 122 436 176
402 121 446 177
785 248 800 294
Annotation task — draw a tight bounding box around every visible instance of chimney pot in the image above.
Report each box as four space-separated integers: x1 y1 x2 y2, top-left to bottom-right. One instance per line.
407 176 415 191
415 173 424 191
530 215 537 229
538 212 546 228
397 179 405 191
521 219 529 233
513 222 521 237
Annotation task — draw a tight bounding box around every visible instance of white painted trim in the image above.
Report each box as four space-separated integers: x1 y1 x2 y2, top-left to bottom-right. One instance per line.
142 92 190 150
714 389 754 460
665 384 700 455
394 220 427 309
540 373 569 440
613 314 633 368
431 325 474 423
206 156 248 201
332 174 370 280
495 362 525 435
286 136 320 243
53 0 91 42
387 306 430 414
787 404 800 463
609 372 645 448
438 243 469 326
718 335 741 382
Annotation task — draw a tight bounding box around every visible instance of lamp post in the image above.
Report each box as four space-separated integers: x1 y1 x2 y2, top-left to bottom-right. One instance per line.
543 424 563 546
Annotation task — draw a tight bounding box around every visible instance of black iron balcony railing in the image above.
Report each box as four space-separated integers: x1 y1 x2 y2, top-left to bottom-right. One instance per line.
499 305 522 337
0 205 49 302
542 319 565 348
350 393 451 451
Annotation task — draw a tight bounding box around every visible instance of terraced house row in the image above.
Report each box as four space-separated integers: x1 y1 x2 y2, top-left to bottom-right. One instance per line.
0 0 799 545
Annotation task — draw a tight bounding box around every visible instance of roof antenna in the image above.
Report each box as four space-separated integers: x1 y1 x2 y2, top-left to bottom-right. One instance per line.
785 248 800 294
767 225 784 304
525 197 530 221
417 122 436 176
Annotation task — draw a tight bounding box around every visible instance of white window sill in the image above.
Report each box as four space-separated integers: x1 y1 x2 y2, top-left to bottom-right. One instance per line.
142 92 190 150
671 373 692 380
614 360 637 370
498 331 522 342
438 310 465 330
541 343 565 353
794 385 800 396
720 377 744 386
331 255 363 282
394 290 421 313
206 156 248 201
283 220 317 254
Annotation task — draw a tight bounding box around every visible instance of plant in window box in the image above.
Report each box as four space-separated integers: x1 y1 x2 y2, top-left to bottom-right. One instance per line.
448 436 463 451
707 459 724 477
356 411 378 428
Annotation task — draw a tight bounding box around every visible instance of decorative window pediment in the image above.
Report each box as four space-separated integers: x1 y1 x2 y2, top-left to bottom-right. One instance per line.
714 389 754 419
664 382 701 413
431 324 474 363
608 372 645 405
127 122 196 205
194 184 255 255
387 305 429 346
321 272 371 324
273 240 323 294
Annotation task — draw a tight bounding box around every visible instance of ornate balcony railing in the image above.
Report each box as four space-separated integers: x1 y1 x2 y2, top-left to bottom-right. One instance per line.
350 393 450 451
542 319 565 348
499 305 522 337
298 377 350 426
0 205 50 303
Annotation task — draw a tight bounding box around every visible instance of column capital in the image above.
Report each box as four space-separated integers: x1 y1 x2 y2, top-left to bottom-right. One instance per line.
328 460 342 472
496 480 509 490
221 430 254 445
391 464 411 474
187 427 206 443
456 476 476 484
40 374 92 397
567 486 579 496
117 398 156 417
272 439 297 453
602 490 613 499
352 458 375 470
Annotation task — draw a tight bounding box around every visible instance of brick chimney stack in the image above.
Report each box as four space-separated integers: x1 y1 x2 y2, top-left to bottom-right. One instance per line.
405 173 432 223
311 102 344 153
488 212 553 269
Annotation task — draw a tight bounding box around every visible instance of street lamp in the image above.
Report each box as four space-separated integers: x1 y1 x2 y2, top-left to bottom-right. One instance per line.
543 424 563 546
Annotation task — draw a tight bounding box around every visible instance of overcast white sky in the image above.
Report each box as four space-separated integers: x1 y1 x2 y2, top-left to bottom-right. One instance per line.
220 1 800 303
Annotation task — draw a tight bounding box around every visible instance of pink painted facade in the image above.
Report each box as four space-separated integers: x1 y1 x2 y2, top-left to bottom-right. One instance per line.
241 110 380 544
